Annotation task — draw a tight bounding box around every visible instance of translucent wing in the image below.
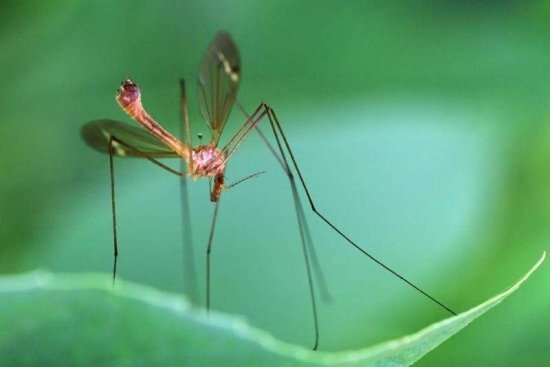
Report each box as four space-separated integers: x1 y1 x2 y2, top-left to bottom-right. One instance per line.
197 31 240 145
81 119 179 157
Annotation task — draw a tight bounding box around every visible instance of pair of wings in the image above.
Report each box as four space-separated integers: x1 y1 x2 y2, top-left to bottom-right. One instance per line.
81 31 240 157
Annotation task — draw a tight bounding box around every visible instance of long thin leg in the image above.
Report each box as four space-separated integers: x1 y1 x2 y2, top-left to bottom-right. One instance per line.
265 106 457 316
112 137 186 176
233 101 328 349
179 79 199 304
180 161 199 304
220 108 268 166
107 136 187 285
210 102 326 348
236 101 331 302
220 103 266 157
179 79 194 171
293 184 331 303
203 104 268 173
289 179 320 350
108 138 119 285
206 200 221 313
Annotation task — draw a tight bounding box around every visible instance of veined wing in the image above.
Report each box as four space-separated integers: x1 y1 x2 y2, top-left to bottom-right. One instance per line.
198 31 240 145
81 119 179 157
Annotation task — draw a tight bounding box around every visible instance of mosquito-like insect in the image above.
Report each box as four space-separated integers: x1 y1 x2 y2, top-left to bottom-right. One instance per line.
81 31 456 350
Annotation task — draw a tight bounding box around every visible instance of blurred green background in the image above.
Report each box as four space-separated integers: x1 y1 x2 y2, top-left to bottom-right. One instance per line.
1 1 549 365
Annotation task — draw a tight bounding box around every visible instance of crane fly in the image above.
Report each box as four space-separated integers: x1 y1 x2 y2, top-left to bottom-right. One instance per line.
81 31 456 350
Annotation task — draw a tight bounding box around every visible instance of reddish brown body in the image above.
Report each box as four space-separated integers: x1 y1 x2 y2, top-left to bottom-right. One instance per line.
189 145 225 178
116 80 228 201
210 173 225 202
188 144 226 202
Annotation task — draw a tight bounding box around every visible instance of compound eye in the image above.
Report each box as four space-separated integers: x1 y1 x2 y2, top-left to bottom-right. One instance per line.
116 79 141 107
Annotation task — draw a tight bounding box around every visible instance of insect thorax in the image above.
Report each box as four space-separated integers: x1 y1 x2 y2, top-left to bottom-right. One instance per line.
188 145 225 178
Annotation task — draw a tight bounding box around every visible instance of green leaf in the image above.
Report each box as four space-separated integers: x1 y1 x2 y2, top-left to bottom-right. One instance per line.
0 253 545 367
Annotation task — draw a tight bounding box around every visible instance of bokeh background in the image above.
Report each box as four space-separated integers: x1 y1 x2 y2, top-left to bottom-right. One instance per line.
1 1 549 366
